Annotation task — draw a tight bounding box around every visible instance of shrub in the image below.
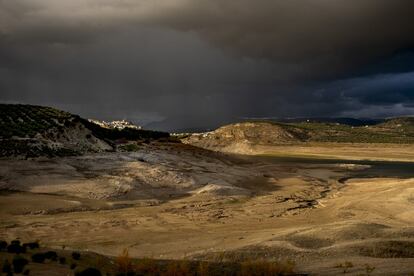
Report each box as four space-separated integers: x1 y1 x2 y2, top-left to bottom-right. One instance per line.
164 260 191 275
10 240 20 246
72 252 81 260
0 240 7 251
23 269 30 275
31 253 46 263
2 259 11 273
71 263 77 270
12 256 29 273
23 242 39 250
134 258 159 275
59 257 66 264
120 144 140 152
239 260 296 276
75 267 102 276
196 262 211 276
116 249 134 274
44 251 58 261
7 243 26 254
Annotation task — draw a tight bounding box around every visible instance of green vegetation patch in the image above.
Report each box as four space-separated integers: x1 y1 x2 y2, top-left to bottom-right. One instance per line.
0 104 72 139
0 139 79 158
250 119 414 144
0 104 170 157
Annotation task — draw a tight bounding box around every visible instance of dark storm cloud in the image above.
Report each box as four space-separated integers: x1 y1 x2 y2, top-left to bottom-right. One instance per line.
349 77 414 105
0 24 283 127
0 0 414 130
152 0 414 78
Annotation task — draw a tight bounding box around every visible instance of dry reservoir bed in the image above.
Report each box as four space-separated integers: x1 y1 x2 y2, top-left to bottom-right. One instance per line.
1 143 414 275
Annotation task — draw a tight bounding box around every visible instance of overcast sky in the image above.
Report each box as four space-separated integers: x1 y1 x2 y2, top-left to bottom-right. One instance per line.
1 0 414 131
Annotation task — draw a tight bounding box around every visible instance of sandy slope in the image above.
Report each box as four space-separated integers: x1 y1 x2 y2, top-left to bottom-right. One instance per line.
252 143 414 162
1 143 414 275
185 136 414 162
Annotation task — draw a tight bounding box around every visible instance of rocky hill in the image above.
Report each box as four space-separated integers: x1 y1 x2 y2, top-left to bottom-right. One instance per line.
377 117 414 130
183 118 414 153
0 104 169 158
182 122 307 153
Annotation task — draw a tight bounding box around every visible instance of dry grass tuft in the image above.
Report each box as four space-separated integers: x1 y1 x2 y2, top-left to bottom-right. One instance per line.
115 248 134 274
162 260 191 276
107 248 296 275
238 260 296 276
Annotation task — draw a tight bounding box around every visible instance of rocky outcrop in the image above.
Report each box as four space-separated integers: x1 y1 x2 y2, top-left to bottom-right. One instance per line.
182 121 307 153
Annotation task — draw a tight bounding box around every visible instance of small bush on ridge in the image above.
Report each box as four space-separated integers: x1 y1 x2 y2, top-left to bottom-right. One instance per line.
75 267 102 276
72 251 81 260
31 253 46 263
12 256 29 273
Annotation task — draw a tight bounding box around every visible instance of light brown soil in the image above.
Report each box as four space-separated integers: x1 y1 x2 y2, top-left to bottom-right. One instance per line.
1 143 414 275
252 143 414 162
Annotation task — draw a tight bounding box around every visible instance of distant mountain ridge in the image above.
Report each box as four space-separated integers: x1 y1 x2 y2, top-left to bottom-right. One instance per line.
149 117 387 133
270 117 384 126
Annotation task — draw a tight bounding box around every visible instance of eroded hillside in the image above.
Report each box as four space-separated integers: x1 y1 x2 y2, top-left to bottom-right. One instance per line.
0 104 169 158
183 119 414 154
182 122 306 153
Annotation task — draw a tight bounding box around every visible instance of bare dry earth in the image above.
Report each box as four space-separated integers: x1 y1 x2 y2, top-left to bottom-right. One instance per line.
1 143 414 275
250 143 414 162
